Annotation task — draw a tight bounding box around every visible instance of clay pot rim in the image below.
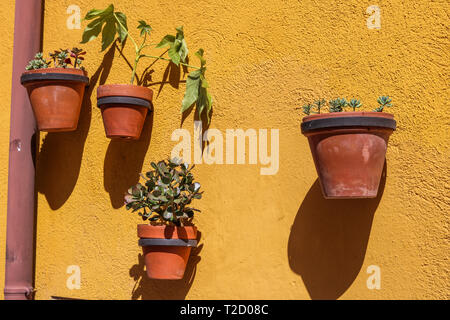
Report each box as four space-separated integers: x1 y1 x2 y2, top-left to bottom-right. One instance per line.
21 67 88 76
137 224 198 240
21 67 89 85
97 84 153 102
97 96 152 110
301 112 396 134
303 111 394 122
138 238 198 247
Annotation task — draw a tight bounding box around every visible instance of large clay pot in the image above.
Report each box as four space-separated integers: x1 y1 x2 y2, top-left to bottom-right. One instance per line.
21 68 89 132
301 112 396 199
97 84 153 140
137 225 198 280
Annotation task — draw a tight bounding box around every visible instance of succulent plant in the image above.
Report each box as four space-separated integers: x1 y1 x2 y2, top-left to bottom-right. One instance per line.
302 103 314 115
314 98 326 114
25 52 50 70
329 98 348 112
374 96 393 112
124 158 203 227
26 48 86 70
301 96 392 115
54 49 72 68
69 47 87 69
348 98 363 111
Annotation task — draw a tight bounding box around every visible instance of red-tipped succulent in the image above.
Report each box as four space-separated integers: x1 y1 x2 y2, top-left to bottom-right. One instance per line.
27 48 86 70
69 47 87 68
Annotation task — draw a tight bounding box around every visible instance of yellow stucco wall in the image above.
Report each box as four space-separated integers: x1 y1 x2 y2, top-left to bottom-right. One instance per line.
0 0 448 299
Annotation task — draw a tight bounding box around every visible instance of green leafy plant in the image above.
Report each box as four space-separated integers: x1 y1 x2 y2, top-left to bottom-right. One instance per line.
81 4 213 124
26 48 86 70
329 98 348 112
180 49 213 124
374 96 393 112
124 158 203 227
348 98 362 111
156 26 188 67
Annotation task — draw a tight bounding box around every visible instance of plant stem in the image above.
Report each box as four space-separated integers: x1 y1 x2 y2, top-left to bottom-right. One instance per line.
131 57 139 84
140 54 201 70
113 13 141 84
73 54 79 69
112 13 201 84
113 13 138 51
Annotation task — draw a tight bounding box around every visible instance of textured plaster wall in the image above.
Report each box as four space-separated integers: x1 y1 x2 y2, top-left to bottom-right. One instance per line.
0 0 449 299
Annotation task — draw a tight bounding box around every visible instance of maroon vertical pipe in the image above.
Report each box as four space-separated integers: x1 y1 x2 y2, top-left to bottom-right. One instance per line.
4 0 43 300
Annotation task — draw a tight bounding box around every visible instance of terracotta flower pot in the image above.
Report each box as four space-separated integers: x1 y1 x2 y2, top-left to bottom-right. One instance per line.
301 112 396 199
137 224 198 280
97 84 153 140
20 68 89 132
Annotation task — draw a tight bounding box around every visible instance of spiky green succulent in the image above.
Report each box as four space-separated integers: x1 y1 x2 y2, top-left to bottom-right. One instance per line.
302 103 314 115
374 96 393 112
329 98 348 112
314 98 326 114
348 98 363 111
301 96 392 115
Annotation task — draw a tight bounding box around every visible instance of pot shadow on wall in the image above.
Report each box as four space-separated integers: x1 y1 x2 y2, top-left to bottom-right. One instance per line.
129 233 203 300
36 45 116 209
288 163 387 300
103 58 190 208
103 111 154 208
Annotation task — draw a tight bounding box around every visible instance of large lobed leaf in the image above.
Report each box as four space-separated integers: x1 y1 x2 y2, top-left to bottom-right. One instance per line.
80 4 128 51
156 26 188 66
137 20 152 37
181 49 213 124
181 69 202 113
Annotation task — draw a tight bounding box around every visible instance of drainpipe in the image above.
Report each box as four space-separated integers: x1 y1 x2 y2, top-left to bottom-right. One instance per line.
4 0 43 300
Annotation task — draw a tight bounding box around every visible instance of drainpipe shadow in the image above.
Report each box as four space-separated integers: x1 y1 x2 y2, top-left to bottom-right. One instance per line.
129 232 203 300
287 162 387 300
36 45 115 209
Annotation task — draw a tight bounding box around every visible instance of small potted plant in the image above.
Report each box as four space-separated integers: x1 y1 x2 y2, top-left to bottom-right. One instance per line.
20 48 89 131
81 4 212 140
125 158 203 280
301 96 396 198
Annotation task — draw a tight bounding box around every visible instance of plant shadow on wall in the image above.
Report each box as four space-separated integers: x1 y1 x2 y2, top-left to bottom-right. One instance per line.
36 45 116 209
288 163 387 300
129 234 203 300
138 45 214 141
